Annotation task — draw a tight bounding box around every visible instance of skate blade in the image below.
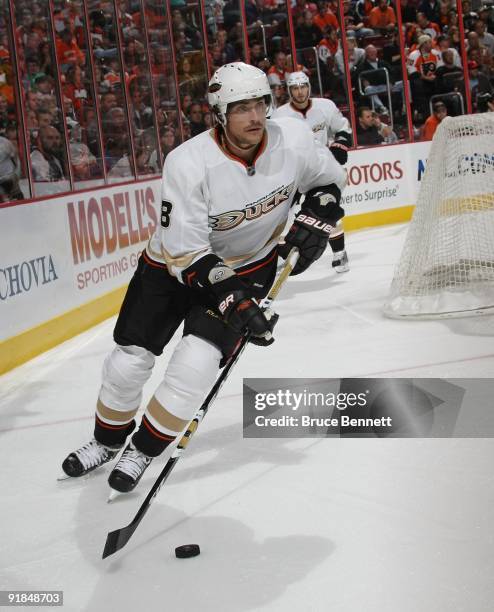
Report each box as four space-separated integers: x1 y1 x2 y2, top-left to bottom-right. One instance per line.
107 489 123 503
334 265 349 274
56 469 102 483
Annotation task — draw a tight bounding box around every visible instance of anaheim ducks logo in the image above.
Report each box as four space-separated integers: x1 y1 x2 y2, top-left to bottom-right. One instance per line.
209 182 295 231
312 121 326 133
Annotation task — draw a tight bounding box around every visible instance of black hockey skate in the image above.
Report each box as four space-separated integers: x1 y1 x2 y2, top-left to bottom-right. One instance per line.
62 439 122 477
108 443 153 493
332 250 349 273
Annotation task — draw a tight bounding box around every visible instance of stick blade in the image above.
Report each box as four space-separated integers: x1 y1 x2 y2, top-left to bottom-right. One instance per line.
102 523 137 559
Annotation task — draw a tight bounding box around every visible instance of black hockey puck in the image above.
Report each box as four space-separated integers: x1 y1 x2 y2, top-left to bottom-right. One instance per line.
175 544 200 559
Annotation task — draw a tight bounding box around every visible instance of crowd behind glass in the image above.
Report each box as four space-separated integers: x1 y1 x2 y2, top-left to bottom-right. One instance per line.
0 0 492 203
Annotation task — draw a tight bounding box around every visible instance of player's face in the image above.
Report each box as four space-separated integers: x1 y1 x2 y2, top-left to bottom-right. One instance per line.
225 98 267 148
290 84 309 105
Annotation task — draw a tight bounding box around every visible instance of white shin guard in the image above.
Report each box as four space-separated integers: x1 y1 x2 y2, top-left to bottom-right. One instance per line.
153 335 221 427
99 344 156 411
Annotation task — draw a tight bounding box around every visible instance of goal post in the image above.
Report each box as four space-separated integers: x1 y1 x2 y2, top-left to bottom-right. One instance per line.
383 113 494 319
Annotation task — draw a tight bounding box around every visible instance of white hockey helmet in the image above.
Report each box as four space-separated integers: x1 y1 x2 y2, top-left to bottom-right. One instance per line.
208 62 273 125
286 71 311 100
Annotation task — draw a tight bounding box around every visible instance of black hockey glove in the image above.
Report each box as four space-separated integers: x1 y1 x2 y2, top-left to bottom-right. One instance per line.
329 131 352 166
218 290 278 346
279 184 344 275
183 255 278 346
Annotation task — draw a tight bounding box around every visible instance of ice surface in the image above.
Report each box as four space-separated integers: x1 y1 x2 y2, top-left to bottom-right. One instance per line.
1 224 493 611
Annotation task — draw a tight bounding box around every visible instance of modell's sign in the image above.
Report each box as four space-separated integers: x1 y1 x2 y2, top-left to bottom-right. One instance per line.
67 186 158 265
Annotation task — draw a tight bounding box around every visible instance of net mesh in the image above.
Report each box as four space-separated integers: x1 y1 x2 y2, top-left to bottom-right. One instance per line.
384 113 494 319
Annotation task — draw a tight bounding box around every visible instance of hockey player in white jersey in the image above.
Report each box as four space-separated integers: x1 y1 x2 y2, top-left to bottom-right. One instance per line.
273 71 352 273
61 63 346 493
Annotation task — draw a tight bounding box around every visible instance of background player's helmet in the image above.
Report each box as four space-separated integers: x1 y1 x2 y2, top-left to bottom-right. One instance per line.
286 71 311 101
208 62 273 125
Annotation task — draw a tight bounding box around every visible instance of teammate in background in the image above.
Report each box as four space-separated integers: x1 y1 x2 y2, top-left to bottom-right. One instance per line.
61 63 347 493
272 71 352 273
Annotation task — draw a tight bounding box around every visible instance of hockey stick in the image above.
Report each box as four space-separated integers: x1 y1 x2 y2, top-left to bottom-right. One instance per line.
102 248 299 559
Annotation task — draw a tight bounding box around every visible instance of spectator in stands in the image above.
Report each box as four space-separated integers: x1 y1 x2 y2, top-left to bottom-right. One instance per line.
171 9 202 49
129 79 154 132
24 57 45 91
462 1 478 33
56 27 84 72
68 120 100 182
422 99 447 140
368 0 396 34
149 126 176 172
178 56 205 98
466 31 493 71
181 94 193 118
268 51 290 83
188 102 206 136
100 92 119 117
372 110 398 143
36 110 53 129
102 107 130 172
63 65 89 121
30 125 65 182
0 93 12 135
418 0 441 25
407 34 443 118
357 44 402 115
448 25 462 52
38 41 52 77
435 49 464 94
355 0 374 23
468 60 493 101
33 75 55 104
383 28 404 81
312 1 339 34
401 0 418 26
438 3 451 30
182 118 192 140
292 0 318 21
295 10 322 49
0 135 23 202
317 25 339 63
335 35 365 77
478 6 494 36
216 29 237 63
342 0 375 39
416 11 441 41
436 35 462 68
250 43 271 72
245 0 277 27
356 106 384 145
474 20 494 55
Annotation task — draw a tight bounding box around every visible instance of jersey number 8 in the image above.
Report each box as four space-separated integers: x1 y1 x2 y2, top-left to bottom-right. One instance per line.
161 200 173 228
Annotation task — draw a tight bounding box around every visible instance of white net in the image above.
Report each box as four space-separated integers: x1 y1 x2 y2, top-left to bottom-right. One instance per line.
384 113 494 319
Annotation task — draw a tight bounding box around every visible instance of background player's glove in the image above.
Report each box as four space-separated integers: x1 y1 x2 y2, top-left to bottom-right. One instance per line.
218 290 277 346
329 131 352 165
279 184 344 275
183 256 278 346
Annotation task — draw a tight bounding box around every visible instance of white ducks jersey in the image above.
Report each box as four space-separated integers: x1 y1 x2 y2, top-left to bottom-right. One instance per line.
272 98 352 147
147 117 347 280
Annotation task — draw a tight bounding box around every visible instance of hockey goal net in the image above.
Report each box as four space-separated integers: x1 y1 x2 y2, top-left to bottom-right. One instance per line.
384 113 494 319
